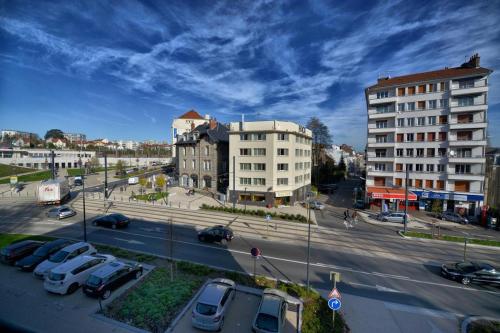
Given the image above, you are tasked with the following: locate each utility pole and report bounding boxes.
[79,159,87,242]
[169,217,174,282]
[51,150,56,180]
[403,167,409,233]
[232,155,236,209]
[104,152,108,199]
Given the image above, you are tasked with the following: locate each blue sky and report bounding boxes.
[0,0,499,150]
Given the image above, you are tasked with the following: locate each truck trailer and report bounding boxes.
[37,179,71,205]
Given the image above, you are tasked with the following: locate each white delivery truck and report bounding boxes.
[128,177,139,185]
[37,179,71,205]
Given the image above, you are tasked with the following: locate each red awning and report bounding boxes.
[367,187,417,201]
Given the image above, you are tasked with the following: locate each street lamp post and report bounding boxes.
[244,187,247,213]
[403,167,409,233]
[79,159,87,242]
[306,193,312,291]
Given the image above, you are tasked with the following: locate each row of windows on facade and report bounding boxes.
[239,174,311,186]
[376,113,477,129]
[0,152,93,158]
[375,96,477,113]
[374,147,474,158]
[179,146,210,156]
[373,163,472,174]
[239,162,312,171]
[239,133,312,144]
[182,160,212,170]
[374,131,476,143]
[376,80,477,99]
[239,148,311,157]
[394,178,446,190]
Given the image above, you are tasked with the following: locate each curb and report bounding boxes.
[461,315,500,333]
[397,231,500,251]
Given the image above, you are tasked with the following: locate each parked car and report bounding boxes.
[198,225,234,243]
[46,206,77,219]
[44,254,116,295]
[439,211,469,224]
[309,200,325,210]
[34,242,97,279]
[15,239,73,272]
[74,176,83,186]
[192,278,236,331]
[1,240,45,265]
[92,213,130,229]
[379,212,409,223]
[128,176,139,185]
[375,211,392,220]
[83,261,143,299]
[252,288,289,333]
[441,262,500,285]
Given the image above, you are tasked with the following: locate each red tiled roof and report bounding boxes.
[178,109,204,120]
[367,66,492,90]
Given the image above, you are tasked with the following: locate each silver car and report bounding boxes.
[192,278,236,331]
[380,212,409,223]
[252,289,288,333]
[47,206,76,219]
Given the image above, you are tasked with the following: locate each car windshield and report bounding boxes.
[0,248,8,255]
[50,250,69,263]
[33,246,50,257]
[48,272,66,281]
[256,313,279,332]
[196,303,217,316]
[456,263,477,273]
[86,275,103,286]
[49,208,59,213]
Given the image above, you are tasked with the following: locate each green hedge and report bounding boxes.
[200,204,308,223]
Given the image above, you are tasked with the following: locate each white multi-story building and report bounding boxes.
[365,54,492,216]
[63,132,86,143]
[171,110,210,158]
[0,147,95,169]
[228,120,312,206]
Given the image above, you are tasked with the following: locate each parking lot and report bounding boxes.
[172,288,301,333]
[0,256,152,333]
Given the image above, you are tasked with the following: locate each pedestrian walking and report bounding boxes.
[352,210,358,224]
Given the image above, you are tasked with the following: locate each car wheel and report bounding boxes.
[135,270,142,279]
[102,289,111,299]
[67,283,79,294]
[199,236,205,242]
[461,277,471,285]
[217,318,224,332]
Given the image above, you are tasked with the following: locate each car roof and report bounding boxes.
[41,239,71,249]
[198,282,229,306]
[52,254,111,273]
[6,240,43,250]
[259,294,283,316]
[60,241,91,252]
[91,261,130,278]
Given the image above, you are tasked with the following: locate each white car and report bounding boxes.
[34,242,97,279]
[44,254,116,295]
[128,177,139,185]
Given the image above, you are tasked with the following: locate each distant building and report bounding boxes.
[228,120,312,206]
[0,147,95,169]
[485,148,500,208]
[45,138,67,149]
[63,132,86,143]
[171,110,210,158]
[1,129,39,147]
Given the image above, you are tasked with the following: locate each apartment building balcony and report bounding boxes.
[447,172,484,181]
[448,120,487,130]
[367,169,394,177]
[367,141,395,148]
[367,155,395,162]
[368,96,397,105]
[368,127,396,134]
[448,155,486,164]
[449,138,487,146]
[450,103,487,113]
[368,109,396,119]
[450,82,488,96]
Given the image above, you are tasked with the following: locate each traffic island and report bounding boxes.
[399,230,500,248]
[461,316,500,333]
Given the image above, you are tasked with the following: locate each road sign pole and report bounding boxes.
[253,256,257,281]
[306,201,311,291]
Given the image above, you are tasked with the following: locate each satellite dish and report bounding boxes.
[449,151,455,157]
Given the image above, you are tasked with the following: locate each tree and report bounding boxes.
[139,177,148,188]
[115,160,125,175]
[306,117,332,146]
[89,156,100,172]
[44,129,64,140]
[431,200,443,215]
[155,175,166,189]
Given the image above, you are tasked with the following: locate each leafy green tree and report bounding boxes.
[90,156,100,173]
[431,200,443,215]
[139,177,147,188]
[44,129,64,140]
[155,175,166,189]
[306,117,332,146]
[115,160,125,175]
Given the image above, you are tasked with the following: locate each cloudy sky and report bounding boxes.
[1,0,499,150]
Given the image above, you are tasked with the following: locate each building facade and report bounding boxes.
[171,110,210,157]
[228,120,312,206]
[485,148,500,208]
[63,132,87,143]
[365,54,492,216]
[0,147,95,169]
[176,119,229,192]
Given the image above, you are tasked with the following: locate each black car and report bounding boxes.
[0,240,45,265]
[441,262,500,285]
[83,261,143,299]
[198,225,234,243]
[14,239,73,272]
[92,213,130,229]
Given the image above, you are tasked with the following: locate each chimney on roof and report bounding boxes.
[191,122,195,131]
[209,118,217,130]
[460,53,480,68]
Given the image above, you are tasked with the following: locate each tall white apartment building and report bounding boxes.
[229,120,312,206]
[365,54,492,216]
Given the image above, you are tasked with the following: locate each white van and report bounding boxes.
[128,177,139,185]
[44,254,116,295]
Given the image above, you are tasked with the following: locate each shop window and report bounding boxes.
[425,180,433,188]
[395,178,402,186]
[454,181,470,192]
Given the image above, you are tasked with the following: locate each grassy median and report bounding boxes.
[403,231,500,247]
[0,170,52,184]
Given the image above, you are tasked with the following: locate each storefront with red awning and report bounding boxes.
[367,186,418,211]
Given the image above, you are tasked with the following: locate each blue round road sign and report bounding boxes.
[328,298,341,311]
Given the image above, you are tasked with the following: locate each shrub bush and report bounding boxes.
[200,205,307,223]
